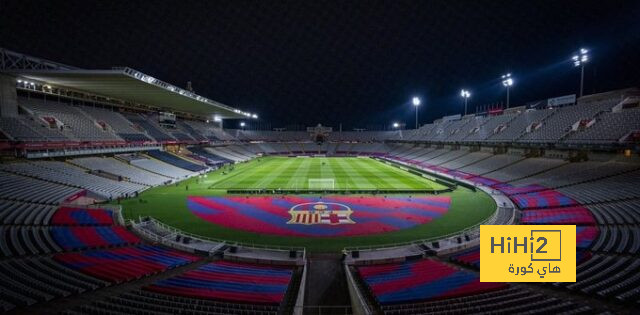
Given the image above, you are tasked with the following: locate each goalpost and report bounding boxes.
[308,178,335,190]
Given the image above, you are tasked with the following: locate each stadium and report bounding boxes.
[0,2,639,314]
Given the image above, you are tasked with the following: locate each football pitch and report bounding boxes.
[120,157,496,252]
[208,156,447,191]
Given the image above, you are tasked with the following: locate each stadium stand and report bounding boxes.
[146,150,207,172]
[54,245,200,283]
[0,161,146,199]
[69,156,171,186]
[145,260,294,304]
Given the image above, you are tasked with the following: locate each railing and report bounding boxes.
[134,216,306,253]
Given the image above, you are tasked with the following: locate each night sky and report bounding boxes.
[1,0,639,130]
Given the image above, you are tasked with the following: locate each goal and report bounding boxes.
[308,178,335,190]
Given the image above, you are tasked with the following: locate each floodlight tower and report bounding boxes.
[501,73,514,108]
[412,96,421,129]
[393,122,400,129]
[572,48,589,97]
[460,89,471,115]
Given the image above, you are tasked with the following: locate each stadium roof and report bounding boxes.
[7,67,247,118]
[1,48,249,118]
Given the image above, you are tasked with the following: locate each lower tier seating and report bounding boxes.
[145,260,294,305]
[520,206,597,225]
[0,256,108,312]
[379,286,592,315]
[67,289,279,315]
[50,207,114,226]
[50,226,140,251]
[54,245,200,283]
[357,259,507,304]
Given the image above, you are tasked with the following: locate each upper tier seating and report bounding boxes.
[0,226,61,257]
[0,171,81,204]
[54,245,200,283]
[457,154,525,175]
[145,260,294,304]
[0,117,46,141]
[487,109,554,142]
[146,150,207,172]
[20,98,122,141]
[379,286,591,314]
[79,106,151,142]
[70,289,281,315]
[463,113,518,142]
[123,113,175,142]
[520,98,618,143]
[565,109,640,144]
[70,157,170,186]
[357,259,507,304]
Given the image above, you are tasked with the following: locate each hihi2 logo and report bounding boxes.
[480,225,576,282]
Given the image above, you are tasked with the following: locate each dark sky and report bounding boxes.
[1,0,639,130]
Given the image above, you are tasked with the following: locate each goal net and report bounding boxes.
[308,178,335,190]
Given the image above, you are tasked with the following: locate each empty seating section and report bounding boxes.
[51,226,140,250]
[357,259,507,304]
[0,200,56,225]
[80,106,151,142]
[146,150,207,172]
[0,171,80,204]
[21,98,121,141]
[457,154,524,175]
[54,245,200,283]
[124,113,175,142]
[520,98,618,143]
[146,260,294,304]
[177,121,208,141]
[488,109,554,141]
[588,199,640,225]
[0,226,61,256]
[0,161,145,199]
[509,190,578,209]
[70,156,170,186]
[129,156,193,179]
[481,158,566,182]
[464,113,517,142]
[51,207,113,226]
[510,160,638,187]
[566,109,640,143]
[0,256,108,311]
[0,117,44,141]
[557,169,640,204]
[521,207,596,225]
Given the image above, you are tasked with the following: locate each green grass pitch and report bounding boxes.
[209,156,447,190]
[121,157,496,252]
